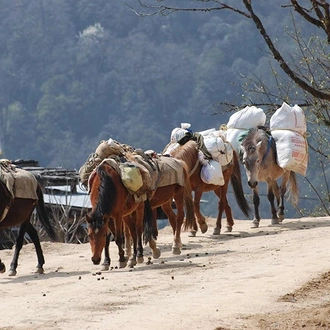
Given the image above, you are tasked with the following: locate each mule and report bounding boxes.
[170,140,250,235]
[0,174,57,276]
[240,127,299,228]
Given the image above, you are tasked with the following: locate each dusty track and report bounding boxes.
[1,217,330,330]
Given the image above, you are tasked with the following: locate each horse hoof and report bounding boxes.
[100,264,110,271]
[119,261,128,268]
[8,269,17,276]
[278,214,284,222]
[271,218,280,225]
[225,226,232,233]
[188,231,196,237]
[152,248,161,259]
[0,264,5,274]
[199,223,208,234]
[251,220,259,229]
[172,247,181,255]
[127,259,137,268]
[137,256,144,264]
[35,267,44,274]
[212,227,221,235]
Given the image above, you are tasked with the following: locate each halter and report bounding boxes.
[261,135,274,164]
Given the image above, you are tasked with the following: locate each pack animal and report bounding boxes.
[240,127,299,228]
[0,162,57,276]
[87,154,196,269]
[170,140,250,235]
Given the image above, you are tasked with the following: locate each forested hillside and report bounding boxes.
[0,0,325,218]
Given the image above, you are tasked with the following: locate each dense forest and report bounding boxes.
[0,0,325,218]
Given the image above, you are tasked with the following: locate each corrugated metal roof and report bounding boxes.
[43,185,91,209]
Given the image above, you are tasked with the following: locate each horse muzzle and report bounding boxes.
[91,257,101,265]
[248,181,258,188]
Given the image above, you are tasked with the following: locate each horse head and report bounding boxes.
[241,129,269,188]
[86,212,110,265]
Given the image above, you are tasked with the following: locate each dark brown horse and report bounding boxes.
[87,156,195,269]
[170,140,250,235]
[0,258,5,273]
[240,128,299,228]
[0,173,57,276]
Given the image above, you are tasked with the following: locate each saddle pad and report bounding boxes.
[156,157,185,187]
[0,166,38,200]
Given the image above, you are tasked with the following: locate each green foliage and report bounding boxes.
[0,0,327,218]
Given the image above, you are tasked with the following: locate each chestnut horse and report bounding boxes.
[86,162,156,269]
[0,174,57,276]
[240,127,299,228]
[86,157,195,269]
[170,140,250,235]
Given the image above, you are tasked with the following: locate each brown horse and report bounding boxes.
[170,140,250,235]
[86,162,156,269]
[119,155,196,266]
[0,172,57,276]
[240,127,299,228]
[87,156,195,269]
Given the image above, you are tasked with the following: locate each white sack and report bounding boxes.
[203,135,233,166]
[200,160,224,186]
[227,105,266,129]
[271,130,308,176]
[270,102,306,135]
[270,102,308,176]
[225,105,266,154]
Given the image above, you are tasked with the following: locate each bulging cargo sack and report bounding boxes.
[200,160,224,186]
[270,102,308,176]
[203,135,233,166]
[79,153,102,188]
[225,106,266,154]
[119,163,143,192]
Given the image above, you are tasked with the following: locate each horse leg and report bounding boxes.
[101,233,111,271]
[114,217,127,268]
[277,172,290,222]
[124,226,132,260]
[124,214,138,268]
[148,210,161,259]
[162,201,182,255]
[0,258,6,273]
[213,185,234,235]
[251,187,261,228]
[190,189,207,237]
[267,180,279,225]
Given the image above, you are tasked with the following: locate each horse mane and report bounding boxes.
[90,164,117,230]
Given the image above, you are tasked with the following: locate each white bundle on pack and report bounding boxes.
[270,102,308,176]
[203,134,233,166]
[198,128,216,136]
[200,159,225,186]
[170,123,191,143]
[225,106,266,153]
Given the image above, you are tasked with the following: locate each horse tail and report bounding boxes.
[182,165,196,231]
[36,184,58,241]
[288,171,299,206]
[230,151,251,218]
[143,198,154,245]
